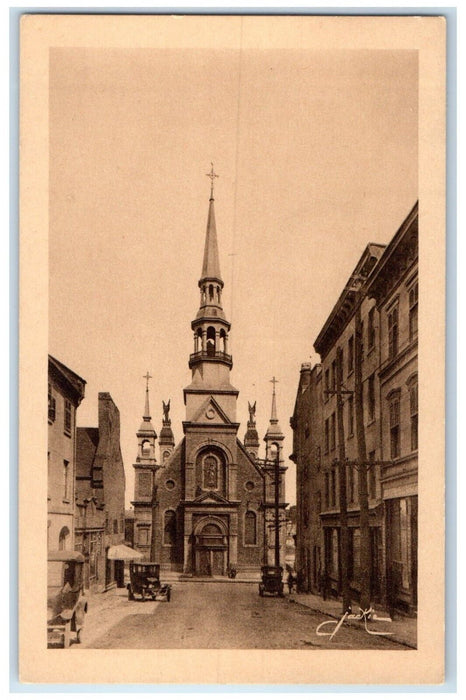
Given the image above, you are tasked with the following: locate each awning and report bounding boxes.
[107,544,144,560]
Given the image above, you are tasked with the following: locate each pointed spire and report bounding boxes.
[143,371,152,420]
[265,376,284,439]
[200,165,222,283]
[139,372,156,435]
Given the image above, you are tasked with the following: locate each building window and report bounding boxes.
[138,527,149,546]
[348,335,354,374]
[316,490,322,514]
[410,381,419,451]
[330,469,336,507]
[360,321,364,362]
[368,373,376,422]
[330,412,336,451]
[48,383,56,422]
[141,440,151,456]
[244,511,257,545]
[113,519,118,534]
[325,472,330,508]
[409,281,418,341]
[58,526,70,551]
[331,359,337,390]
[389,394,401,458]
[315,446,321,471]
[64,399,72,436]
[368,306,376,350]
[347,395,354,436]
[388,305,399,359]
[368,451,376,499]
[348,463,354,503]
[164,510,177,546]
[324,418,329,454]
[324,368,330,397]
[63,460,70,501]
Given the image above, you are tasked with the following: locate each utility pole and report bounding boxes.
[150,482,158,562]
[274,452,280,568]
[325,346,351,613]
[354,292,371,611]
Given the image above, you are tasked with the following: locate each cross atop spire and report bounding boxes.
[206,162,219,200]
[143,371,152,391]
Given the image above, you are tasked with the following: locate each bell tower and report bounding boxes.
[131,373,158,557]
[184,164,238,424]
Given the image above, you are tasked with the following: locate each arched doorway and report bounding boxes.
[194,520,227,576]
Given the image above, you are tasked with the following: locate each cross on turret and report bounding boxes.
[206,162,219,199]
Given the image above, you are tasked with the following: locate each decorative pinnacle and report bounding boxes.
[143,372,152,419]
[206,162,219,200]
[270,376,279,422]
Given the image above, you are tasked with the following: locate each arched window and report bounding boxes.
[164,510,177,546]
[206,326,216,356]
[209,284,214,301]
[216,286,221,303]
[141,440,151,456]
[244,511,257,545]
[58,526,70,551]
[220,329,226,353]
[269,443,279,459]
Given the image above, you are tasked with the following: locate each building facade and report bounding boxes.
[132,183,287,575]
[367,203,418,612]
[75,392,126,590]
[48,355,86,553]
[291,203,418,612]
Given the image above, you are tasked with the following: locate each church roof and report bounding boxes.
[200,197,222,283]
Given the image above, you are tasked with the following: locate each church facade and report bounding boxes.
[131,176,287,576]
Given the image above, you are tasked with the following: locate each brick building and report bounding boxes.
[132,180,287,575]
[291,203,418,612]
[75,392,126,590]
[48,355,86,553]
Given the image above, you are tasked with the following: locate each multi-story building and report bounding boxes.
[75,392,126,590]
[367,202,418,612]
[291,203,418,612]
[47,355,86,553]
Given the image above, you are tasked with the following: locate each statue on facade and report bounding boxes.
[248,401,256,424]
[162,400,170,423]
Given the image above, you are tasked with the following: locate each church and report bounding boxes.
[131,170,287,576]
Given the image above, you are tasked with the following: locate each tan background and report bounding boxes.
[20,14,445,685]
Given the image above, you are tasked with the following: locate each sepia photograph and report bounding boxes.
[19,13,446,685]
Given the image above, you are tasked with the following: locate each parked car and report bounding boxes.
[47,550,87,648]
[127,562,171,602]
[258,565,284,597]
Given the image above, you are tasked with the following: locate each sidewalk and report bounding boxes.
[289,591,417,649]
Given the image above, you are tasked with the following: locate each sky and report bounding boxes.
[48,46,418,506]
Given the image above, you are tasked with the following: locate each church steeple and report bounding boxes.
[184,166,238,425]
[189,165,232,372]
[136,373,157,463]
[264,377,285,463]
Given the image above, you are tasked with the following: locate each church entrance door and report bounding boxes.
[194,522,227,576]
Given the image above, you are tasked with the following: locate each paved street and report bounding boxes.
[79,582,409,650]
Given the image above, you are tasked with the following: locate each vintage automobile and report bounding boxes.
[127,562,171,602]
[47,550,88,648]
[258,565,284,597]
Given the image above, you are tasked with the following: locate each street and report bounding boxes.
[79,582,408,650]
